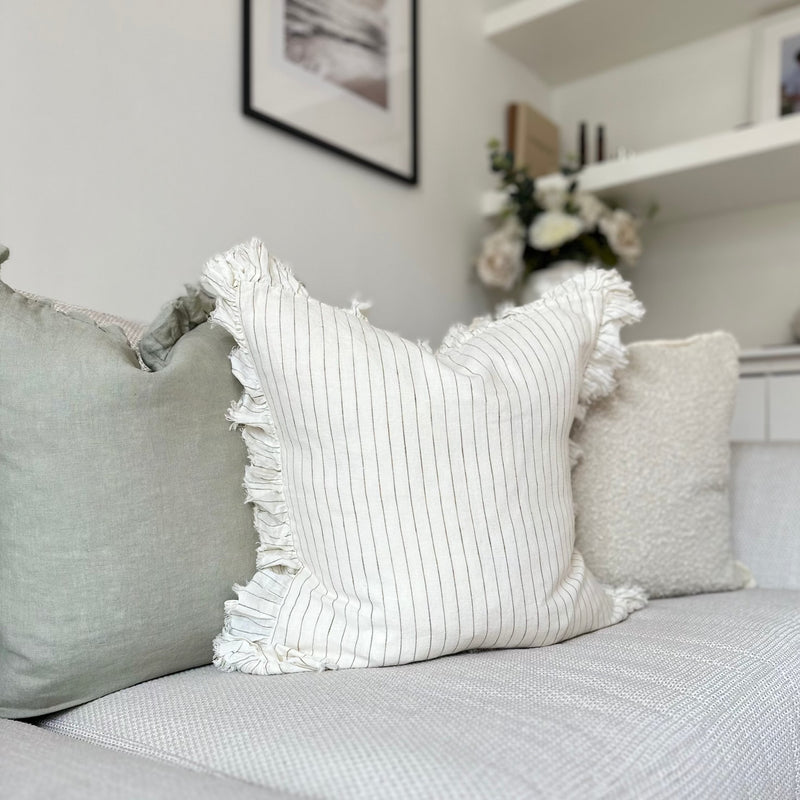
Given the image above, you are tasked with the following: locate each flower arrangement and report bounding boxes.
[477,140,644,291]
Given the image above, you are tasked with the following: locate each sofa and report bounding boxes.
[2,465,798,800]
[1,246,799,799]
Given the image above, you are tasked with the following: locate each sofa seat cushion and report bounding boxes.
[38,589,800,800]
[0,720,291,800]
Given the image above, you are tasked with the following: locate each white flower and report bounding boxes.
[529,211,583,251]
[534,172,570,211]
[476,220,525,290]
[599,209,642,266]
[574,192,609,228]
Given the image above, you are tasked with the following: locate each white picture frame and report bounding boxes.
[751,5,800,123]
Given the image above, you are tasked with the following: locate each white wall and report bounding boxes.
[620,201,800,347]
[553,25,754,159]
[0,0,549,343]
[554,22,800,348]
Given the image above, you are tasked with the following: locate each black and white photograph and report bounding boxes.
[752,5,800,121]
[781,32,800,115]
[244,0,417,183]
[284,0,389,109]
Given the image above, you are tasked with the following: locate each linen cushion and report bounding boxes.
[38,589,800,800]
[200,238,645,675]
[1,243,146,347]
[0,266,257,718]
[572,332,750,598]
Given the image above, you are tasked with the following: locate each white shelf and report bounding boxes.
[740,345,800,375]
[484,0,783,86]
[482,115,800,224]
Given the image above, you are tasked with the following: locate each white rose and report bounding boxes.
[534,172,570,211]
[529,211,583,251]
[574,192,609,228]
[476,220,525,290]
[599,209,642,266]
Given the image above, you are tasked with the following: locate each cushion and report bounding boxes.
[2,242,147,349]
[199,238,645,675]
[572,332,751,598]
[0,267,257,718]
[37,589,800,800]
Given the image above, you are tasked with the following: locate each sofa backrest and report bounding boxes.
[731,442,800,591]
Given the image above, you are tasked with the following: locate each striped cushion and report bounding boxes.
[201,239,646,674]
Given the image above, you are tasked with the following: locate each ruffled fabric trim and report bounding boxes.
[138,284,216,371]
[605,584,648,624]
[545,269,645,420]
[201,239,321,674]
[736,561,758,589]
[214,629,328,675]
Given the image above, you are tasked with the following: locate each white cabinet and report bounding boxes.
[769,374,800,442]
[732,377,767,442]
[731,347,800,442]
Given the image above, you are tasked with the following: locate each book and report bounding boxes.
[506,102,560,177]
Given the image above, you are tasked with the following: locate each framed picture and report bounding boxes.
[243,0,418,185]
[751,6,800,123]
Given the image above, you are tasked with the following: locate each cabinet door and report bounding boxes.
[768,374,800,442]
[731,377,766,442]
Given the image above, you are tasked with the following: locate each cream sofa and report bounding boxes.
[2,441,798,800]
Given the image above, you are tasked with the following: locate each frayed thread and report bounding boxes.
[737,561,758,589]
[213,629,330,675]
[202,238,316,673]
[348,296,372,319]
[542,270,645,415]
[604,584,648,624]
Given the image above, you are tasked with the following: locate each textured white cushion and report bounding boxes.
[201,239,646,674]
[573,332,750,598]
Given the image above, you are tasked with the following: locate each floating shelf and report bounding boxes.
[482,115,800,224]
[484,0,785,86]
[739,345,800,375]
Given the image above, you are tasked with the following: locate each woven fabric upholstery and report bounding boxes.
[731,442,800,589]
[199,239,645,675]
[39,589,800,800]
[0,720,290,800]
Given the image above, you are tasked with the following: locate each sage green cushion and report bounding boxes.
[0,269,256,718]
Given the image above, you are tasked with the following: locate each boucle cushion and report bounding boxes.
[572,332,750,598]
[0,267,257,718]
[200,238,646,675]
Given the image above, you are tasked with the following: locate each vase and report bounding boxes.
[520,261,592,305]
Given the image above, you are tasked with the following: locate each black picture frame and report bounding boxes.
[242,0,418,185]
